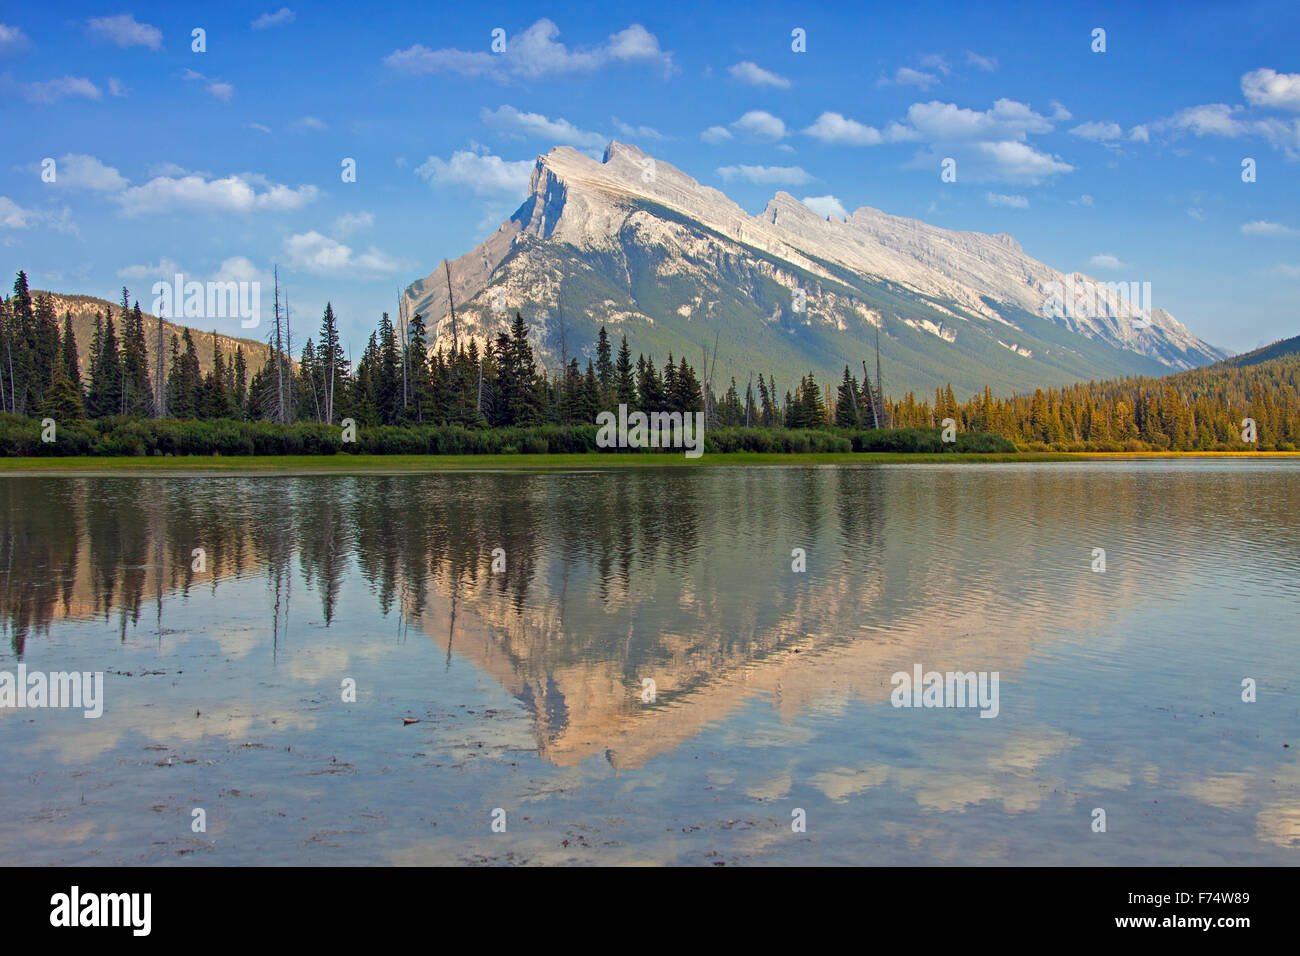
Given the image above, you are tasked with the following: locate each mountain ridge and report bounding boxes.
[404,141,1226,398]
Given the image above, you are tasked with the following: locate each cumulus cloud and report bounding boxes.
[716,164,812,185]
[385,19,673,81]
[987,192,1028,208]
[415,149,533,197]
[889,99,1072,183]
[22,76,101,105]
[1160,103,1248,137]
[252,8,296,30]
[1089,253,1127,269]
[1069,121,1123,142]
[801,195,847,219]
[898,98,1056,142]
[116,172,319,217]
[86,14,162,50]
[481,105,605,147]
[283,231,403,276]
[803,111,882,146]
[728,61,790,88]
[1241,68,1300,111]
[47,154,128,191]
[700,125,732,144]
[731,109,786,140]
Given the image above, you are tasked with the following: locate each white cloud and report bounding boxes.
[481,105,605,147]
[1241,220,1299,238]
[208,81,234,102]
[252,8,296,30]
[728,61,790,88]
[803,111,882,146]
[212,257,265,284]
[1089,253,1127,270]
[1241,68,1300,111]
[0,197,77,235]
[1272,264,1300,278]
[283,231,403,276]
[612,117,664,141]
[801,195,847,219]
[247,122,271,134]
[116,173,319,217]
[385,19,673,81]
[50,154,128,191]
[971,141,1073,182]
[291,116,327,131]
[1160,103,1248,137]
[965,50,998,72]
[22,76,101,105]
[716,164,812,185]
[889,99,1072,183]
[885,67,939,90]
[987,192,1029,208]
[415,150,533,197]
[1069,121,1123,142]
[1071,194,1094,207]
[701,125,732,144]
[86,14,162,50]
[0,23,29,56]
[117,257,183,280]
[732,109,786,140]
[332,211,375,237]
[1129,125,1150,143]
[108,77,128,97]
[899,98,1056,142]
[0,196,36,228]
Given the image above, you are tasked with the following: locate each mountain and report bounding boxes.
[32,291,276,380]
[1221,333,1300,368]
[404,142,1227,399]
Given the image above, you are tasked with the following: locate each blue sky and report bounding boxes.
[2,0,1298,357]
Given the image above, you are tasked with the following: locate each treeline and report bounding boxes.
[889,353,1300,451]
[5,269,1294,453]
[0,270,887,435]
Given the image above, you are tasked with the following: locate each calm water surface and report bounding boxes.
[1,461,1297,865]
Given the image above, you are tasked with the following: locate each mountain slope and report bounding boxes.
[404,142,1227,398]
[33,291,276,380]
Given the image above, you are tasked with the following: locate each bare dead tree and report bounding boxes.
[156,314,166,418]
[273,267,285,424]
[444,260,458,355]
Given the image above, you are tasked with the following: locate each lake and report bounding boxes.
[1,460,1297,865]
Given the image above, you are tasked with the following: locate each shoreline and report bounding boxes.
[0,450,1297,476]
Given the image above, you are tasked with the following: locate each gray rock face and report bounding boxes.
[404,142,1225,395]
